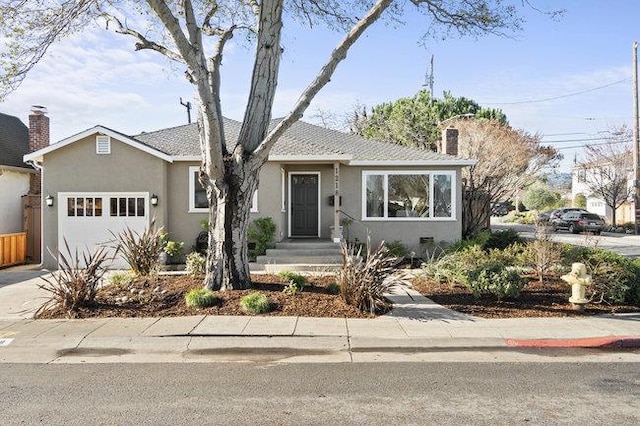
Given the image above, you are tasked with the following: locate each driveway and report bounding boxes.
[492,221,640,258]
[0,265,50,320]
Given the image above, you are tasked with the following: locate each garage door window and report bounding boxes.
[67,197,103,217]
[110,197,145,217]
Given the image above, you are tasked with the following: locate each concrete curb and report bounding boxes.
[506,335,640,348]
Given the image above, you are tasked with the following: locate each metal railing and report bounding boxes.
[338,210,371,241]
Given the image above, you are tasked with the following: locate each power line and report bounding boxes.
[541,136,626,143]
[481,78,630,105]
[553,140,631,150]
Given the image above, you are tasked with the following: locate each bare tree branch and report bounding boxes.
[102,12,184,62]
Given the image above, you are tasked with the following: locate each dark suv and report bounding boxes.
[549,208,588,221]
[551,211,606,234]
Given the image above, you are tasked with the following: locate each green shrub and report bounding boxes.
[247,217,276,256]
[185,252,206,276]
[326,282,340,295]
[338,238,406,314]
[37,239,111,318]
[164,240,184,258]
[384,240,409,258]
[422,243,529,289]
[108,271,134,288]
[111,222,165,277]
[279,270,307,294]
[185,288,218,308]
[448,229,524,253]
[466,263,525,300]
[240,292,271,314]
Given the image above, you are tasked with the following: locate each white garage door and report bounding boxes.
[58,192,150,269]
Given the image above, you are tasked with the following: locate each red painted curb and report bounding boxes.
[506,336,640,348]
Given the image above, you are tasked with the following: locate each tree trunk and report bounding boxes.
[204,159,259,291]
[611,206,617,227]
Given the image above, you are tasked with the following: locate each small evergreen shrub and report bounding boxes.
[185,252,206,276]
[164,241,184,258]
[384,240,409,258]
[185,288,218,308]
[278,270,307,293]
[108,271,134,288]
[240,292,271,314]
[326,282,340,295]
[247,217,276,257]
[466,263,525,300]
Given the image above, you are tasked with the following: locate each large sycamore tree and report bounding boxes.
[0,0,553,290]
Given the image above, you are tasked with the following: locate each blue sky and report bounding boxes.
[1,0,638,172]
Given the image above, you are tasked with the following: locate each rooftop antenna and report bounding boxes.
[423,54,435,98]
[180,97,192,124]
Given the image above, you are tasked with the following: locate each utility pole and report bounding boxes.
[180,97,192,124]
[633,42,640,234]
[423,54,435,98]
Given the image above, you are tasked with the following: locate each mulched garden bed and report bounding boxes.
[411,276,640,318]
[36,274,373,319]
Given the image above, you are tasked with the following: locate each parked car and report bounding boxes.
[551,211,606,234]
[549,208,588,221]
[491,202,510,216]
[535,210,554,224]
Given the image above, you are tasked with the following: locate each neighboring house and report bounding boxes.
[571,159,633,224]
[25,117,474,269]
[0,112,32,235]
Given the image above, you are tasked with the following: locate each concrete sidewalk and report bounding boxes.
[1,266,639,364]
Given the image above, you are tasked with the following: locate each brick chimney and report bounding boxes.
[441,127,458,157]
[28,105,49,194]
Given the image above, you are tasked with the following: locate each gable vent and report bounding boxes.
[96,135,111,154]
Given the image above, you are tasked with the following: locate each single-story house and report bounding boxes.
[24,115,474,269]
[0,112,33,235]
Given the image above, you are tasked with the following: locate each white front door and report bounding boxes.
[57,192,150,269]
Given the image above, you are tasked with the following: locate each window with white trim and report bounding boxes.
[109,197,145,217]
[96,135,111,154]
[362,171,455,220]
[67,197,103,217]
[189,166,258,213]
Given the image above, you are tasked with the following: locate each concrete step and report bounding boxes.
[256,255,342,264]
[265,248,342,257]
[260,264,341,273]
[275,242,341,250]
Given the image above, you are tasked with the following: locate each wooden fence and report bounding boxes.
[0,232,27,268]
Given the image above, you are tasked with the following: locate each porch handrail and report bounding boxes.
[338,210,371,239]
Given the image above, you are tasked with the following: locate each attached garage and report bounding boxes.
[57,192,150,268]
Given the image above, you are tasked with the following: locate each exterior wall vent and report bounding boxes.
[96,135,111,155]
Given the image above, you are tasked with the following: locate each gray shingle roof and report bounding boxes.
[133,117,463,163]
[0,112,29,168]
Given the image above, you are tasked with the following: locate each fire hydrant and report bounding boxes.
[560,263,592,311]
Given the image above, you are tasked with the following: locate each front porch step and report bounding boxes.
[274,242,341,250]
[255,255,342,264]
[251,263,341,273]
[265,248,342,257]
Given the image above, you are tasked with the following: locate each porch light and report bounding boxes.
[45,195,54,207]
[150,194,159,206]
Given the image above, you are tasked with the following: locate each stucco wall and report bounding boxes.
[0,169,30,234]
[338,165,463,255]
[165,162,285,250]
[42,135,167,269]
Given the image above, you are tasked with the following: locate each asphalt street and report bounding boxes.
[1,362,638,425]
[492,221,640,258]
